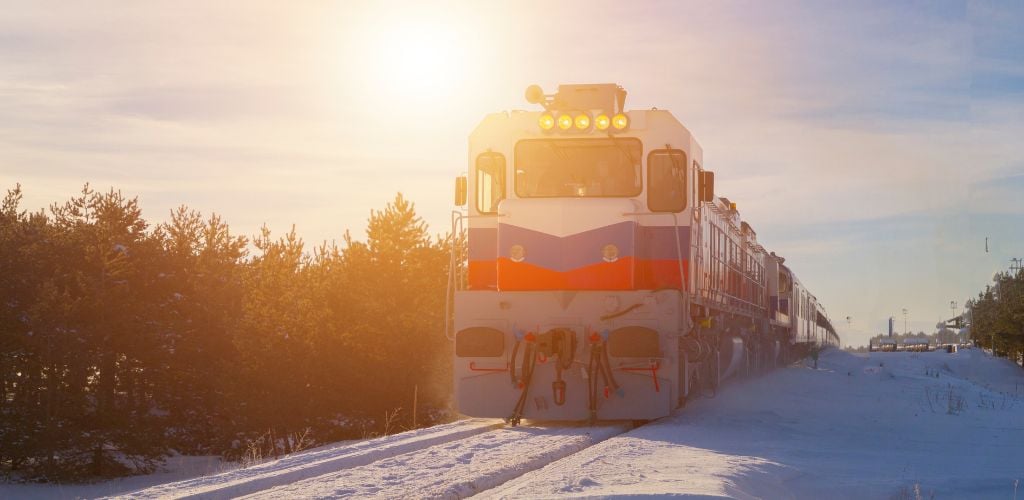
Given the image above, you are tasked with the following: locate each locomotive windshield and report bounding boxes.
[514,138,642,197]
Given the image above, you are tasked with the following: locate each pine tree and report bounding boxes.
[350,194,452,425]
[43,185,167,477]
[232,225,320,456]
[155,207,247,452]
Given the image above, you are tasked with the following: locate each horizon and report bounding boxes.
[3,1,1023,347]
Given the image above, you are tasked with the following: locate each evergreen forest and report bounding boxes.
[0,184,454,481]
[968,268,1024,367]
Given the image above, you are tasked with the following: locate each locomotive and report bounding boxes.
[446,84,838,424]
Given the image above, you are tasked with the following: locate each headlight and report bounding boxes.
[539,113,555,131]
[557,114,574,130]
[612,113,629,130]
[574,113,591,130]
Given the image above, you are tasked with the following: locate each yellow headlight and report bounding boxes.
[595,114,611,130]
[539,113,555,131]
[612,113,629,130]
[574,114,591,130]
[557,114,574,130]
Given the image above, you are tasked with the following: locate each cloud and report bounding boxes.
[1,1,1022,348]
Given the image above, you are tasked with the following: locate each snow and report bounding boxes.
[5,348,1023,499]
[119,418,501,499]
[485,348,1024,499]
[243,424,627,499]
[0,455,227,500]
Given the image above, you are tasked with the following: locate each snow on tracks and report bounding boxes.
[120,419,628,499]
[241,423,628,499]
[118,418,503,499]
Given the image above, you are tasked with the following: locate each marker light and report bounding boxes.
[574,113,591,130]
[602,244,619,263]
[510,244,526,262]
[595,114,611,130]
[557,114,574,130]
[612,113,629,130]
[539,113,555,131]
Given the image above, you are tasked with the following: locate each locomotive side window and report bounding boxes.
[514,138,642,198]
[647,149,687,212]
[475,152,506,214]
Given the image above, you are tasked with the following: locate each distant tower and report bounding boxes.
[888,317,894,338]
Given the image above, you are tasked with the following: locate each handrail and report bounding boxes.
[446,211,501,341]
[617,360,663,392]
[445,210,465,341]
[671,212,685,294]
[469,361,508,372]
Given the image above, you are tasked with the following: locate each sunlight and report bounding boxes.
[339,6,475,106]
[371,20,466,97]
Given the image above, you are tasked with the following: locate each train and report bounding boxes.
[446,83,838,424]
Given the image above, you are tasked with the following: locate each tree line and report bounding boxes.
[968,267,1024,367]
[0,184,454,481]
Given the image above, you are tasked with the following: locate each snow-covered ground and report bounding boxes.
[121,418,504,499]
[0,455,229,500]
[4,348,1023,499]
[243,423,627,499]
[486,348,1024,499]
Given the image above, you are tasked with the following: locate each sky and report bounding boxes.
[1,1,1022,347]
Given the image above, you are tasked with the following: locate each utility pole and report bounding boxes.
[946,301,956,344]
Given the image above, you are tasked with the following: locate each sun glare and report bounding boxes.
[373,21,466,96]
[317,2,513,133]
[342,9,473,106]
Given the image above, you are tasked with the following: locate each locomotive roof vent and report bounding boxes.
[525,83,627,114]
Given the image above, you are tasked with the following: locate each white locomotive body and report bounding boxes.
[448,84,837,423]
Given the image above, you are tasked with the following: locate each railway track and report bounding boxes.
[120,419,632,499]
